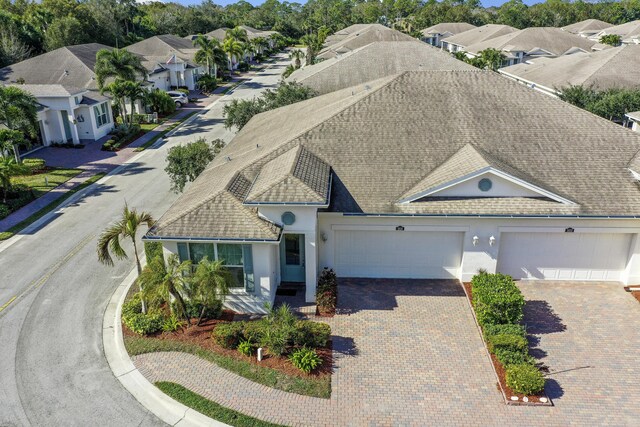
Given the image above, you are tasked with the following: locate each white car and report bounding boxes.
[167,91,189,108]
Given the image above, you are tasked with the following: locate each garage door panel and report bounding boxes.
[334,230,463,279]
[497,232,632,281]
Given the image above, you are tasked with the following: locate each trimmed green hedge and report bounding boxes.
[471,271,524,326]
[506,364,546,395]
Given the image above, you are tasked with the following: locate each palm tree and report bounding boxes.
[193,35,225,77]
[252,37,269,55]
[301,33,323,66]
[191,257,231,325]
[0,85,38,161]
[102,79,130,126]
[124,81,146,125]
[226,26,249,43]
[138,254,192,322]
[0,155,29,203]
[290,49,304,69]
[223,37,244,71]
[94,48,148,90]
[97,204,155,310]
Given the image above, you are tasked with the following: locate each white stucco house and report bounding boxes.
[420,22,476,47]
[626,112,640,133]
[146,70,640,314]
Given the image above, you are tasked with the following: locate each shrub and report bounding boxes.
[483,323,526,340]
[123,312,164,335]
[260,326,289,356]
[196,75,217,93]
[212,322,245,349]
[471,272,524,326]
[237,339,253,357]
[486,333,528,354]
[316,268,338,314]
[162,313,186,332]
[101,139,116,151]
[23,158,46,172]
[0,204,10,219]
[144,241,163,264]
[122,293,143,319]
[146,90,176,115]
[293,321,331,348]
[237,61,249,72]
[243,320,266,343]
[289,347,322,374]
[495,348,534,366]
[506,364,545,395]
[184,299,223,321]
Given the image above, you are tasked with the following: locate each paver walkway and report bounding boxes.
[133,280,640,426]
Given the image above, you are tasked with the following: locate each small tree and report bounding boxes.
[0,129,27,163]
[290,49,304,69]
[0,155,29,203]
[0,85,38,159]
[145,90,176,115]
[191,257,232,325]
[138,254,192,322]
[165,138,224,193]
[600,34,622,46]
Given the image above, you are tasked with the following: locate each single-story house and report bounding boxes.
[420,22,476,47]
[465,27,599,66]
[562,19,612,38]
[441,24,517,53]
[146,70,640,313]
[323,24,379,47]
[317,24,416,61]
[590,19,640,45]
[626,111,640,133]
[498,44,640,96]
[287,40,474,95]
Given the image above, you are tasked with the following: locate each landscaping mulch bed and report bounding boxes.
[122,312,333,379]
[461,282,551,406]
[623,287,640,304]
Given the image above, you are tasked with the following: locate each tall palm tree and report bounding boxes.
[193,35,225,77]
[0,155,29,203]
[124,81,146,125]
[226,26,249,43]
[252,37,269,55]
[102,79,130,126]
[138,254,192,322]
[0,85,38,161]
[222,37,244,71]
[97,204,155,310]
[94,48,148,90]
[191,257,231,325]
[290,49,305,69]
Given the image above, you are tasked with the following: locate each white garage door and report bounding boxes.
[334,230,463,279]
[497,232,632,281]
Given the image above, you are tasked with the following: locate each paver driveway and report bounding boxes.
[134,279,640,426]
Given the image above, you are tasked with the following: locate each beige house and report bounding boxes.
[441,24,517,53]
[590,19,640,45]
[562,19,612,38]
[420,22,476,47]
[317,24,416,61]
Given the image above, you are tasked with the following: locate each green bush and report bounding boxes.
[506,364,546,395]
[483,323,526,340]
[197,75,217,93]
[486,333,528,354]
[242,320,266,343]
[237,61,249,72]
[184,299,223,321]
[212,322,245,349]
[123,312,164,335]
[162,313,186,332]
[495,348,534,366]
[23,158,46,172]
[316,268,337,314]
[0,204,10,219]
[293,321,331,348]
[289,347,322,374]
[260,326,289,356]
[237,339,253,357]
[101,139,116,151]
[146,90,176,115]
[471,272,524,326]
[122,293,143,318]
[144,241,163,265]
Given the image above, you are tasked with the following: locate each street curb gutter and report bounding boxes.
[102,267,230,427]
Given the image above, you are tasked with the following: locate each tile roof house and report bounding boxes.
[147,70,640,313]
[0,43,116,148]
[562,19,612,38]
[316,24,417,61]
[590,19,640,45]
[464,27,599,66]
[625,111,640,133]
[287,40,474,94]
[420,22,476,47]
[499,44,640,96]
[441,24,518,53]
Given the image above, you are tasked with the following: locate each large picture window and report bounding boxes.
[93,103,110,128]
[176,242,254,292]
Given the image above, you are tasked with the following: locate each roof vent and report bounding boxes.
[63,70,69,75]
[225,156,232,162]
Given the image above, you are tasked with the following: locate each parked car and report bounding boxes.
[167,91,189,108]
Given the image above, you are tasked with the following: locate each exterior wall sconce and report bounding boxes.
[472,235,479,246]
[489,236,496,246]
[321,232,328,242]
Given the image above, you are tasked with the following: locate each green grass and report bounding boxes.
[134,112,199,152]
[125,335,331,398]
[156,382,285,427]
[0,172,106,241]
[11,168,82,198]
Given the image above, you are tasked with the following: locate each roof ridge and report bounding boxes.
[583,46,626,83]
[64,46,99,74]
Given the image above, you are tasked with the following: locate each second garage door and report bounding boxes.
[334,230,463,279]
[497,232,632,281]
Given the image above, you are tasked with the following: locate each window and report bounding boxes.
[177,242,254,292]
[284,235,301,265]
[93,102,110,128]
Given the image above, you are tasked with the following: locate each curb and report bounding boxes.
[102,267,230,427]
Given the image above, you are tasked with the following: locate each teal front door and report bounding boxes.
[61,110,72,142]
[280,234,305,282]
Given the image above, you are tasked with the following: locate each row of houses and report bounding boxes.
[0,27,280,149]
[147,25,640,313]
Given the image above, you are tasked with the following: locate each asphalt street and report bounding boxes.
[0,55,288,427]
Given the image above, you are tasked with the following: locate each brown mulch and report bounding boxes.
[623,287,640,304]
[123,310,333,379]
[461,282,548,405]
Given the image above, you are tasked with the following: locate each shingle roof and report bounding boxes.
[324,24,377,46]
[421,23,476,37]
[442,24,518,49]
[499,44,640,92]
[288,40,474,94]
[126,35,199,65]
[150,70,640,241]
[466,27,597,56]
[593,19,640,42]
[0,43,111,90]
[626,111,640,121]
[317,25,416,60]
[562,19,612,35]
[205,28,229,41]
[8,84,86,97]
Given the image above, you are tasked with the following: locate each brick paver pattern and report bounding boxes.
[133,279,640,426]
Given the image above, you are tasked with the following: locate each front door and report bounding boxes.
[280,234,305,282]
[61,110,72,142]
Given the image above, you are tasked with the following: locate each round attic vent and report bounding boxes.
[478,178,493,192]
[281,211,296,225]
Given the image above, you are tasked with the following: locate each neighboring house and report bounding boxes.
[420,22,476,47]
[465,27,599,66]
[626,111,640,133]
[0,43,115,147]
[146,70,640,313]
[441,24,517,53]
[127,35,205,90]
[204,26,280,66]
[323,24,378,47]
[317,24,417,61]
[499,44,640,96]
[562,19,612,38]
[287,40,474,95]
[591,19,640,45]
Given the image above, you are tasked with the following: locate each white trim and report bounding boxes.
[399,167,575,205]
[498,226,640,234]
[331,224,469,232]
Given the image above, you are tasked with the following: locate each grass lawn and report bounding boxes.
[134,112,198,152]
[11,168,82,198]
[156,382,285,427]
[125,335,331,398]
[0,172,105,241]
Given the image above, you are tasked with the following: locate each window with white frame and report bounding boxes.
[176,242,254,292]
[93,102,110,127]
